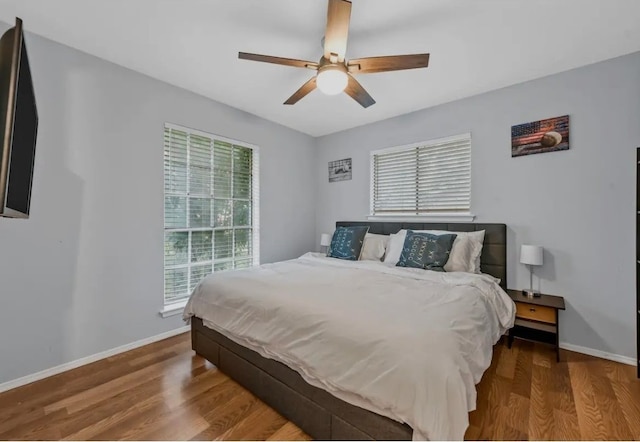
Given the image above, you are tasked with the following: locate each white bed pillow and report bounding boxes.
[360,233,389,261]
[383,232,405,265]
[429,230,485,273]
[383,229,485,273]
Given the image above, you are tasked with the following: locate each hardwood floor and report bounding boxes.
[467,338,640,440]
[0,332,638,441]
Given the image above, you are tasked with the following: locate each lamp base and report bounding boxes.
[523,289,541,298]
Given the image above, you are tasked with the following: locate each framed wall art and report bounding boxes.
[512,115,569,157]
[328,158,352,182]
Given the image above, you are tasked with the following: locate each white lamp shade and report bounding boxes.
[320,233,332,247]
[316,68,348,95]
[520,245,543,266]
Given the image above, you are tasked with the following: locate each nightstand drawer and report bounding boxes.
[516,302,556,324]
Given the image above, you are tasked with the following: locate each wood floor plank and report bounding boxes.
[89,372,234,440]
[8,375,168,440]
[0,332,638,441]
[125,340,185,367]
[0,358,154,432]
[567,360,609,440]
[528,365,553,440]
[504,393,530,435]
[498,422,528,441]
[267,421,313,441]
[511,341,533,399]
[464,424,481,441]
[602,359,638,383]
[0,404,48,437]
[62,388,168,440]
[496,342,518,380]
[610,376,640,440]
[587,366,634,440]
[196,390,260,440]
[551,409,581,441]
[44,352,199,415]
[549,354,578,416]
[476,373,511,439]
[215,401,287,441]
[0,333,189,420]
[0,409,67,441]
[62,365,221,440]
[532,344,553,368]
[130,404,211,441]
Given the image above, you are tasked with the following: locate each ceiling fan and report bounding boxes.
[238,0,430,108]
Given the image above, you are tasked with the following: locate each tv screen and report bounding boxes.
[0,18,38,219]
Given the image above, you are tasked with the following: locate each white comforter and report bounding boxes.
[183,253,515,440]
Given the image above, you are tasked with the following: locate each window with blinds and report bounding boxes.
[163,123,259,305]
[370,133,471,215]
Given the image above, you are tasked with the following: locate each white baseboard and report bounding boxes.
[559,341,637,366]
[0,325,190,394]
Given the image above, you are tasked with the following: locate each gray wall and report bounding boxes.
[315,52,640,359]
[1,23,638,386]
[0,24,316,384]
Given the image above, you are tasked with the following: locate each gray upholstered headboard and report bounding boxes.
[336,221,508,289]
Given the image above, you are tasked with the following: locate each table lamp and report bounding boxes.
[320,233,332,254]
[520,245,543,297]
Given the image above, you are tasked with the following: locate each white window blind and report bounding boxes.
[370,134,471,215]
[163,123,259,305]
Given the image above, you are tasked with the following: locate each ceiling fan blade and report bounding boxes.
[348,54,430,74]
[284,77,318,105]
[323,0,351,62]
[344,74,375,108]
[239,52,318,70]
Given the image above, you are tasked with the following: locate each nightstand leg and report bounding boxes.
[508,332,514,349]
[555,310,560,362]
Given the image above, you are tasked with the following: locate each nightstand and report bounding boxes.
[506,289,566,362]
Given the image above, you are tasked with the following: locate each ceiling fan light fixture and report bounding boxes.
[316,66,348,95]
[239,0,428,107]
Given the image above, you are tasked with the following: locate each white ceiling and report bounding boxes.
[1,0,639,137]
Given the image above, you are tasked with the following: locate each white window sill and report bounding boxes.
[367,213,476,223]
[159,299,188,318]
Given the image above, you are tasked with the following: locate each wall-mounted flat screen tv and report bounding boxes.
[0,17,38,218]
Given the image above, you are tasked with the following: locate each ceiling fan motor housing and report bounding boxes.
[318,57,347,74]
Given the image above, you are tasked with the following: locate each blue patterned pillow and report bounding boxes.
[396,231,457,271]
[327,226,370,260]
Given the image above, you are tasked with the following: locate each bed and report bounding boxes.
[185,222,512,440]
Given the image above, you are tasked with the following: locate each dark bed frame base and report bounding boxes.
[192,317,412,440]
[191,222,507,440]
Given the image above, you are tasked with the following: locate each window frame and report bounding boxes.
[368,133,473,222]
[161,122,260,314]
